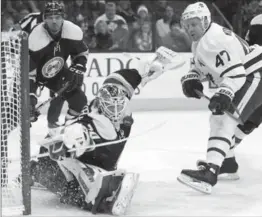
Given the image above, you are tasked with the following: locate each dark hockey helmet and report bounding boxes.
[97,83,129,127]
[44,1,64,18]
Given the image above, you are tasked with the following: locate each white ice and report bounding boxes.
[29,111,262,216]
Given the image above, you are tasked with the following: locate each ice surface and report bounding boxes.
[29,111,262,216]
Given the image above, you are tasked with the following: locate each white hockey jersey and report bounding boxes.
[190,23,262,93]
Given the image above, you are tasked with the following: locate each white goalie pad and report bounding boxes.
[111,172,140,216]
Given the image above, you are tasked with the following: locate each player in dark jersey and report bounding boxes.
[30,46,184,215]
[17,9,68,131]
[245,14,262,46]
[29,1,88,129]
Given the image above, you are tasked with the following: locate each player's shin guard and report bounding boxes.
[177,160,219,194]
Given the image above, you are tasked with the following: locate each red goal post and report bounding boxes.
[1,31,31,215]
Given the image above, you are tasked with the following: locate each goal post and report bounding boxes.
[1,31,31,215]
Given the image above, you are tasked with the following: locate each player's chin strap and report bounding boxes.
[32,119,167,160]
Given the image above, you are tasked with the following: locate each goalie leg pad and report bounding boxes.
[111,172,140,216]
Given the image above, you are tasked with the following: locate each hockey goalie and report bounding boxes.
[31,46,185,215]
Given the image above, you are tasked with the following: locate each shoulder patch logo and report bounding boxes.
[42,57,64,78]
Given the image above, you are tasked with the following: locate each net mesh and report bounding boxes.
[1,32,25,216]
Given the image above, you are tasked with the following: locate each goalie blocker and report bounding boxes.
[31,46,185,215]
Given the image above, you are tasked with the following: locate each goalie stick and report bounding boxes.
[195,90,244,125]
[31,120,167,160]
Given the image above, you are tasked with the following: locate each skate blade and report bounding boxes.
[111,173,139,216]
[177,174,212,194]
[218,172,240,181]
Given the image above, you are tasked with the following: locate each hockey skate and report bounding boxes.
[90,171,139,216]
[177,160,219,194]
[218,157,240,180]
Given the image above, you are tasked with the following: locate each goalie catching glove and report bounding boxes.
[208,87,234,115]
[133,46,186,86]
[181,72,203,99]
[65,64,86,92]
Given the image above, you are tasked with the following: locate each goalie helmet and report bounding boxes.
[181,2,211,31]
[63,123,93,157]
[97,83,129,128]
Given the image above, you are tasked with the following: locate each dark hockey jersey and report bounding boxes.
[28,20,89,83]
[245,14,262,46]
[77,107,132,171]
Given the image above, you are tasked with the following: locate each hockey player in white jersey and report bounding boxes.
[31,46,185,215]
[177,2,262,194]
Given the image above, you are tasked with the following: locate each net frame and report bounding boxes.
[1,31,31,215]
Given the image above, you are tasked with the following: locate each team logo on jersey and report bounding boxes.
[42,57,64,78]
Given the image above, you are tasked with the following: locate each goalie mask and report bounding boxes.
[97,83,129,127]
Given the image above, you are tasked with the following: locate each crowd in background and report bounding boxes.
[2,0,262,53]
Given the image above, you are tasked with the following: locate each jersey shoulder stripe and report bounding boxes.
[29,23,52,52]
[62,21,83,41]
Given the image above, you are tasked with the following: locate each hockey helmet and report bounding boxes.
[97,83,129,126]
[44,1,65,18]
[181,2,211,31]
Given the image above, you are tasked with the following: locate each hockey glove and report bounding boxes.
[66,64,86,92]
[30,94,40,122]
[208,87,234,115]
[181,72,203,99]
[49,141,68,161]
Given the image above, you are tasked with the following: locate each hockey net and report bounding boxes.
[1,31,31,215]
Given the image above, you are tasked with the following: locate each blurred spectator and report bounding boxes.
[94,20,114,50]
[153,0,168,21]
[110,20,129,51]
[87,0,105,25]
[4,0,40,22]
[132,5,151,30]
[2,15,14,32]
[27,0,40,12]
[16,6,30,22]
[79,19,97,49]
[67,0,89,25]
[94,2,128,34]
[156,5,174,39]
[133,21,153,51]
[159,19,191,52]
[117,0,136,24]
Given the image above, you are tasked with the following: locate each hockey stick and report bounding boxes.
[195,90,244,125]
[35,81,70,112]
[31,120,167,160]
[212,2,233,31]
